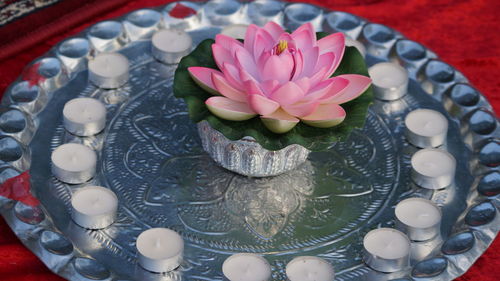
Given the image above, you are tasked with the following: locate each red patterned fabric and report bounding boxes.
[0,0,498,280]
[0,0,130,61]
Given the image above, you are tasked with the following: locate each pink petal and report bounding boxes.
[221,63,244,89]
[282,100,319,117]
[243,79,265,96]
[253,33,267,61]
[215,34,243,52]
[302,77,348,102]
[261,108,299,134]
[324,74,372,104]
[212,44,234,70]
[262,54,293,84]
[235,49,260,81]
[318,32,345,54]
[308,66,328,86]
[206,96,256,121]
[244,24,259,54]
[188,67,221,94]
[270,81,305,105]
[299,46,319,77]
[248,94,280,115]
[238,67,258,83]
[294,77,311,93]
[317,32,345,73]
[257,50,271,73]
[211,72,247,102]
[253,30,275,59]
[261,80,280,96]
[291,23,316,47]
[291,28,314,51]
[314,52,336,80]
[291,49,304,80]
[263,21,285,41]
[301,103,346,128]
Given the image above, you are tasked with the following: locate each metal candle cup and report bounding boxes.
[286,256,335,281]
[203,0,243,26]
[136,228,184,273]
[369,62,408,101]
[405,109,448,148]
[51,143,97,184]
[57,38,90,73]
[124,9,162,41]
[71,186,118,229]
[323,11,364,40]
[222,253,271,281]
[63,98,107,137]
[361,23,397,59]
[284,3,323,31]
[151,29,192,64]
[247,0,285,27]
[363,228,411,272]
[87,21,126,52]
[411,148,456,190]
[395,198,442,241]
[88,53,129,89]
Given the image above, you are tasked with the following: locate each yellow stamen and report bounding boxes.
[277,40,288,55]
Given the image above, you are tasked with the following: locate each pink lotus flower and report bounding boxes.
[188,22,371,133]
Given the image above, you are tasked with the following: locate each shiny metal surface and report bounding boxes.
[198,121,310,177]
[0,0,498,280]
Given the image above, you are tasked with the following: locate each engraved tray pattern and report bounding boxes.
[0,1,499,280]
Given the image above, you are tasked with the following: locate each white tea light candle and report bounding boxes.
[363,228,410,272]
[405,109,448,148]
[286,256,335,281]
[368,62,408,101]
[395,198,442,241]
[71,186,118,229]
[88,52,129,89]
[222,253,271,281]
[152,29,192,64]
[51,143,97,184]
[411,148,456,189]
[221,24,249,39]
[63,98,106,136]
[136,228,184,273]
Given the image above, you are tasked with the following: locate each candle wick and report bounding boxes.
[91,199,100,206]
[70,154,78,163]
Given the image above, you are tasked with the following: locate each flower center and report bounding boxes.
[274,40,288,55]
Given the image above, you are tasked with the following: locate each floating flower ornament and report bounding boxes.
[187,22,371,133]
[174,21,373,151]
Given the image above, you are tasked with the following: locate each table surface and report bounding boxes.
[0,0,498,280]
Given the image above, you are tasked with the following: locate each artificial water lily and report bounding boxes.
[188,22,372,134]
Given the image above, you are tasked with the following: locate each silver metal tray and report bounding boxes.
[0,0,498,280]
